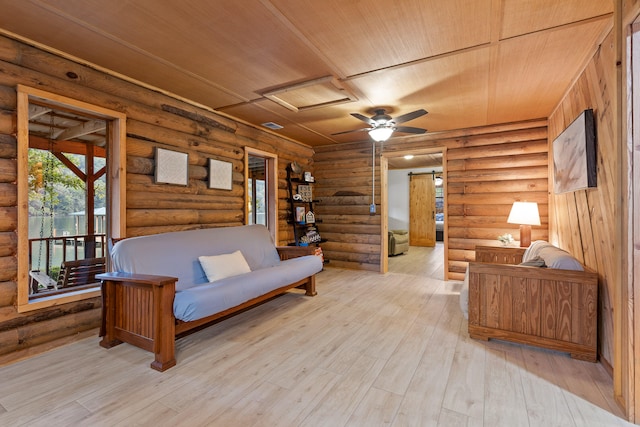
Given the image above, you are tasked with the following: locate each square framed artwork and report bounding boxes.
[209,159,233,190]
[155,147,189,186]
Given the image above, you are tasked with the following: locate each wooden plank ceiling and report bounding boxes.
[0,1,613,147]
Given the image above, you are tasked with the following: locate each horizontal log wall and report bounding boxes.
[548,29,615,370]
[313,146,382,271]
[313,120,549,275]
[0,34,313,362]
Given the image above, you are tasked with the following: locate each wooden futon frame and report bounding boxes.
[97,246,318,371]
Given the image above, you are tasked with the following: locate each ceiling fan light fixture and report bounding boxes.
[369,127,393,142]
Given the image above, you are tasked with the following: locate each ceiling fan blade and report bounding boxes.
[394,126,427,134]
[351,113,376,126]
[393,109,428,124]
[331,127,371,136]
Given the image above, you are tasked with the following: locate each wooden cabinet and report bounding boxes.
[468,245,598,362]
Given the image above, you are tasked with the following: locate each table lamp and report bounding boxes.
[507,202,540,247]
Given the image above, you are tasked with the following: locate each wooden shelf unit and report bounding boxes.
[286,165,323,247]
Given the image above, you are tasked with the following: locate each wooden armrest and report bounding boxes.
[96,272,178,287]
[276,246,317,260]
[97,271,177,371]
[468,262,597,282]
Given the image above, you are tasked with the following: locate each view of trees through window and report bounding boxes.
[28,149,106,218]
[28,147,107,286]
[248,178,266,226]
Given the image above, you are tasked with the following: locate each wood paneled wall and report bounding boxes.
[0,34,313,363]
[314,120,549,278]
[548,30,616,370]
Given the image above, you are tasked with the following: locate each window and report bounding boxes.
[16,85,126,312]
[248,158,267,226]
[245,148,277,243]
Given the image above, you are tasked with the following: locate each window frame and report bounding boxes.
[16,85,126,312]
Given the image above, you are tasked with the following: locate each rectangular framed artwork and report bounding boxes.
[155,147,189,186]
[209,159,233,190]
[552,109,597,194]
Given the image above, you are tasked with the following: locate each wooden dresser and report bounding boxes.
[468,245,599,362]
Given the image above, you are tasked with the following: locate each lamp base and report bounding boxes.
[519,224,532,248]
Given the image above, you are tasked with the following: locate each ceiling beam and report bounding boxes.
[28,104,52,120]
[28,135,107,157]
[53,119,106,141]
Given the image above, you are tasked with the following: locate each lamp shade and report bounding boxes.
[368,127,393,142]
[507,202,541,226]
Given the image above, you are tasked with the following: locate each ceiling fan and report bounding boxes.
[332,108,428,216]
[332,108,428,141]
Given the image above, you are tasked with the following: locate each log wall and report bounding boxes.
[313,144,382,271]
[0,34,313,362]
[548,29,616,370]
[314,120,549,277]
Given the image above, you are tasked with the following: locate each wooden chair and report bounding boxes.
[57,257,106,289]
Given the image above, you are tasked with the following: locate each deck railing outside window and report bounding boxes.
[28,234,106,294]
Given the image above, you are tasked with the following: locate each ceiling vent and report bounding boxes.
[262,121,283,130]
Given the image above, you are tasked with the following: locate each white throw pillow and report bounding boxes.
[198,250,251,283]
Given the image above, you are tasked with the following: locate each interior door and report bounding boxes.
[409,173,436,247]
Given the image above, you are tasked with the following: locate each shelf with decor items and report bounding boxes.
[286,163,326,255]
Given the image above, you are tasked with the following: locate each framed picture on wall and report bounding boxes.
[155,147,189,186]
[552,109,597,193]
[209,159,233,190]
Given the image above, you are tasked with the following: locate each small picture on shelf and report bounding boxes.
[305,210,315,224]
[298,184,312,202]
[295,207,306,223]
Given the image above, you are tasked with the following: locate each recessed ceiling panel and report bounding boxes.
[262,76,357,111]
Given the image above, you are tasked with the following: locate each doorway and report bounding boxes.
[382,150,446,277]
[245,148,278,243]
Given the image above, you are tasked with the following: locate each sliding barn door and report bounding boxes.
[409,174,436,247]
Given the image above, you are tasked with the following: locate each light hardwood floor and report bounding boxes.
[0,246,632,426]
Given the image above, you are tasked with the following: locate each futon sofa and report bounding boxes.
[97,224,323,371]
[462,241,598,361]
